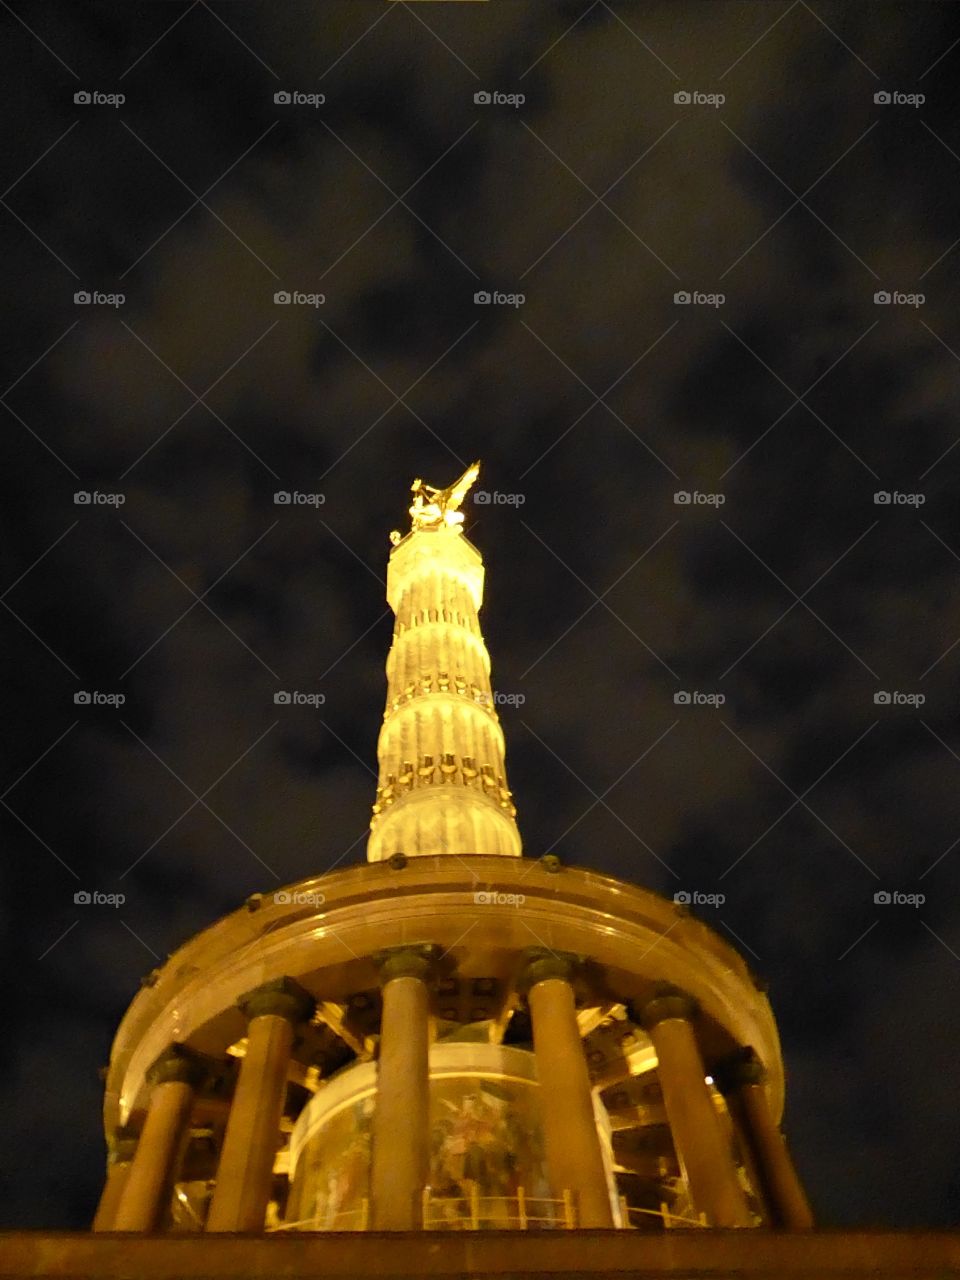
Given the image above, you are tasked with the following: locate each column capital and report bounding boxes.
[373,943,441,985]
[712,1045,767,1094]
[630,983,699,1030]
[108,1132,139,1165]
[515,948,583,996]
[238,976,316,1025]
[146,1043,207,1088]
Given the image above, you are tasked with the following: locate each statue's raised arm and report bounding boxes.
[398,461,481,538]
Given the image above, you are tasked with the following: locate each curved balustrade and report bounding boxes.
[266,1192,712,1233]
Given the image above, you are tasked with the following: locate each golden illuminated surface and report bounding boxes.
[102,855,784,1141]
[369,461,521,861]
[95,464,788,1244]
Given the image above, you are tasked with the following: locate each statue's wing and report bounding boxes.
[445,461,481,510]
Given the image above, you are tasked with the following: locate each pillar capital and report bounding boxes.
[712,1045,767,1094]
[146,1043,207,1088]
[515,948,583,996]
[108,1134,139,1165]
[238,976,316,1025]
[373,943,440,985]
[630,983,699,1030]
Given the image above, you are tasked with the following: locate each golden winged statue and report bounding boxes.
[390,461,481,543]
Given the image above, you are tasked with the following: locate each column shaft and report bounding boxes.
[722,1092,773,1223]
[528,976,614,1228]
[370,974,431,1229]
[206,1012,294,1232]
[112,1080,194,1232]
[648,1016,752,1227]
[737,1082,814,1229]
[92,1158,132,1231]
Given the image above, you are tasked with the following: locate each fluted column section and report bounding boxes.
[632,987,752,1227]
[370,945,436,1229]
[206,977,315,1233]
[714,1047,814,1229]
[519,952,615,1228]
[113,1046,206,1232]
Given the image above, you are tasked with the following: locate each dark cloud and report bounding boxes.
[1,0,959,1230]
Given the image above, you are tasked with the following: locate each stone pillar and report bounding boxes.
[206,977,315,1233]
[519,951,615,1229]
[632,987,752,1228]
[112,1046,206,1233]
[92,1136,137,1231]
[370,945,436,1230]
[715,1047,814,1229]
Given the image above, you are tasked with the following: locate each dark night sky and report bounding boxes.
[1,0,959,1232]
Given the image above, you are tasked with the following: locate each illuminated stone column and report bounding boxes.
[113,1047,205,1233]
[368,481,522,864]
[370,946,436,1230]
[632,987,752,1228]
[206,977,315,1233]
[519,952,615,1228]
[92,1135,137,1231]
[715,1047,814,1229]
